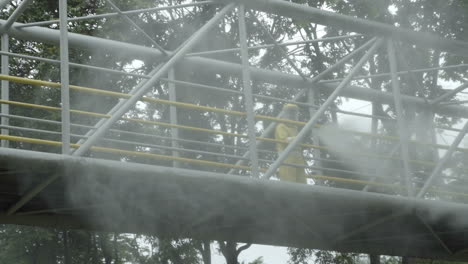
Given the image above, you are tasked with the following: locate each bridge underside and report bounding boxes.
[0,148,467,260]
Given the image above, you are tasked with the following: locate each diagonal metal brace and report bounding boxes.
[262,38,384,180]
[4,3,236,215]
[105,0,168,56]
[228,37,378,174]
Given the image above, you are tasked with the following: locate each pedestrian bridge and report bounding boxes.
[0,0,468,261]
[1,147,468,261]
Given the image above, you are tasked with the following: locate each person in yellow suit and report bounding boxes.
[275,104,307,184]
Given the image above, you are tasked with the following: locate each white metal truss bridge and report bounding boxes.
[0,0,468,260]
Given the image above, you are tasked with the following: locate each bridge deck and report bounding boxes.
[0,148,467,260]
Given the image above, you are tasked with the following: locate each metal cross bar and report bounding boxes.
[187,34,363,57]
[214,0,468,57]
[331,212,407,245]
[1,34,8,148]
[5,3,236,215]
[227,37,378,174]
[262,38,384,180]
[387,40,414,197]
[0,50,147,79]
[59,0,70,154]
[1,0,32,32]
[320,64,468,84]
[0,124,258,161]
[320,64,468,83]
[238,4,259,177]
[5,44,463,124]
[3,20,468,118]
[15,1,214,28]
[0,48,411,122]
[105,0,168,56]
[168,68,181,168]
[417,120,468,198]
[430,83,468,105]
[0,113,263,153]
[416,214,453,255]
[249,12,309,82]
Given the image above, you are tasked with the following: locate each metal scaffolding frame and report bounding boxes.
[0,0,467,258]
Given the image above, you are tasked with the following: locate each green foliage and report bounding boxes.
[242,256,265,264]
[1,0,467,263]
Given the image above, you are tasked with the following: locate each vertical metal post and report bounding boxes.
[2,0,33,31]
[59,0,70,154]
[168,68,181,168]
[387,40,414,197]
[308,87,322,177]
[1,33,8,148]
[238,4,259,177]
[428,111,439,162]
[417,120,468,198]
[262,38,384,180]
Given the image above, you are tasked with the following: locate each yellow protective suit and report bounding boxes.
[275,122,307,184]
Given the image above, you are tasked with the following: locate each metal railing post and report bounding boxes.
[387,40,414,196]
[308,87,322,178]
[238,4,259,177]
[60,0,70,154]
[168,68,181,168]
[1,33,8,148]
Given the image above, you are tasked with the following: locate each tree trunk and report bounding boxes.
[197,240,211,264]
[219,241,239,264]
[64,230,71,264]
[370,254,380,264]
[402,256,417,264]
[99,233,113,264]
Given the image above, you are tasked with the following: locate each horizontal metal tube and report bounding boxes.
[15,1,215,28]
[0,124,388,178]
[2,127,467,193]
[215,0,468,57]
[1,20,467,118]
[0,124,253,161]
[0,50,149,78]
[187,34,364,56]
[0,113,261,152]
[320,64,468,84]
[4,113,418,169]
